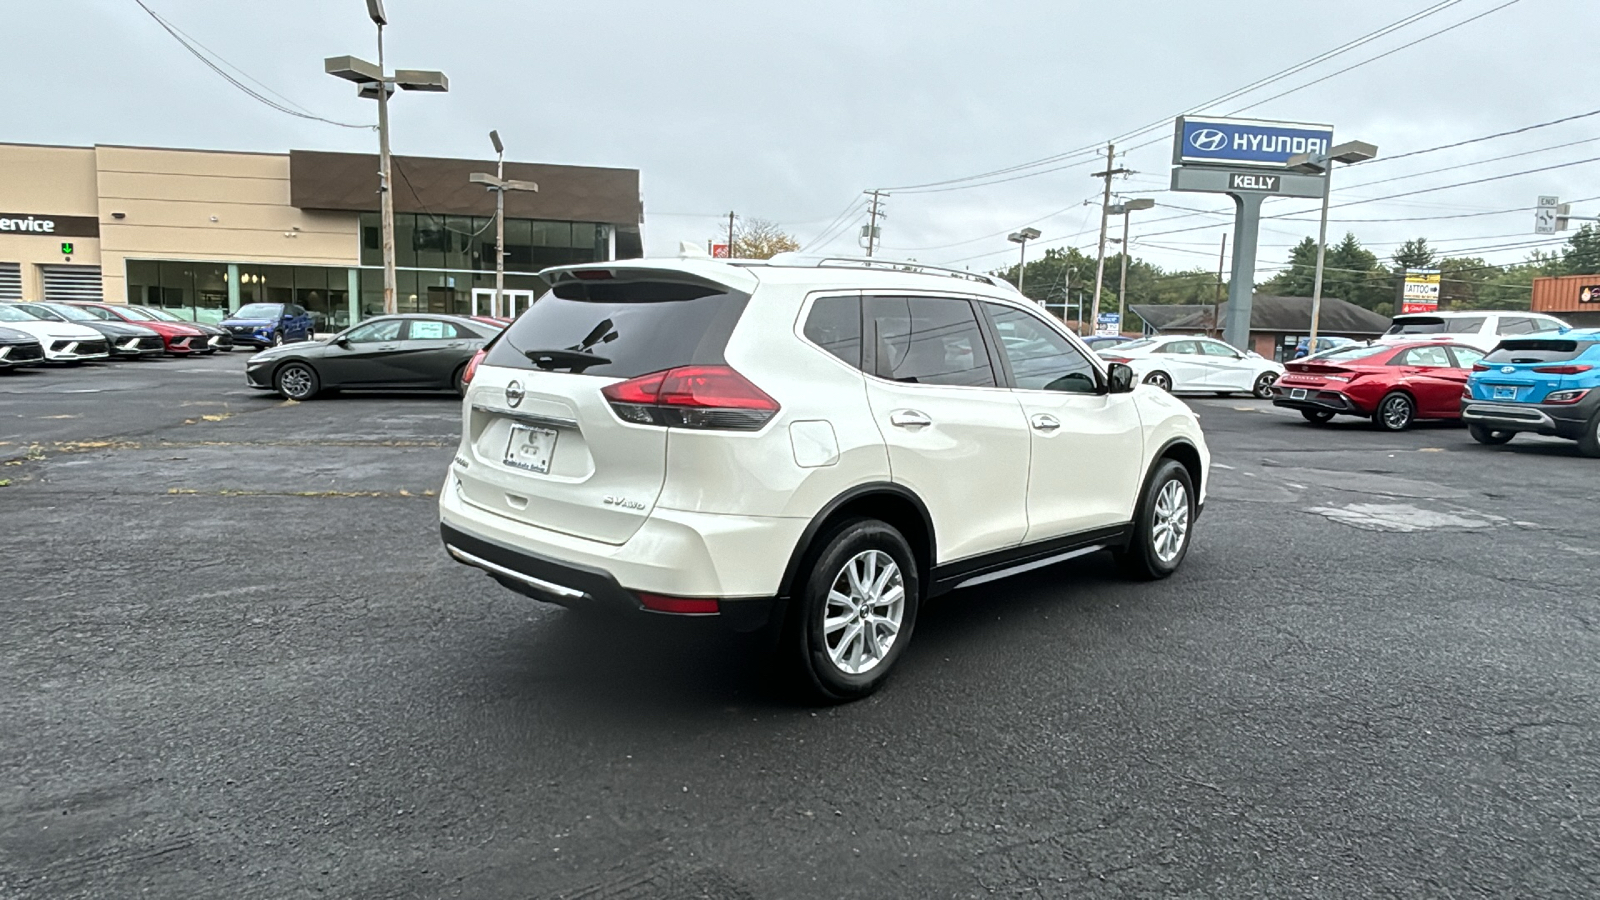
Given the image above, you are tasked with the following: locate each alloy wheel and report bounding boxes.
[278,365,314,400]
[1146,372,1172,392]
[823,550,905,676]
[1380,394,1414,430]
[1150,479,1190,564]
[1254,372,1278,399]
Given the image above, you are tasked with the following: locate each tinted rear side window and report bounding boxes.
[1483,340,1594,364]
[803,295,863,368]
[484,280,749,378]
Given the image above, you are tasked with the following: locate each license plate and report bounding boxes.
[1290,388,1307,400]
[1492,386,1517,401]
[504,423,558,474]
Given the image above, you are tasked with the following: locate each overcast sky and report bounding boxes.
[3,0,1596,280]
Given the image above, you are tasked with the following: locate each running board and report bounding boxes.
[951,545,1105,590]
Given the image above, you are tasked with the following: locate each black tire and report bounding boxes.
[1253,372,1278,399]
[1577,413,1600,459]
[1301,409,1336,425]
[1115,458,1195,581]
[1468,423,1514,446]
[270,332,284,348]
[1374,391,1415,431]
[783,518,920,704]
[452,362,469,397]
[1144,371,1172,392]
[274,361,319,401]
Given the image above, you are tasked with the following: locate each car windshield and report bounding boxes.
[234,303,283,319]
[138,306,184,322]
[1386,316,1485,335]
[41,303,97,321]
[114,306,159,321]
[1108,339,1156,352]
[0,306,41,322]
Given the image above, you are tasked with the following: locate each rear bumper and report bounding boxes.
[1270,386,1363,414]
[439,472,803,630]
[1461,398,1598,439]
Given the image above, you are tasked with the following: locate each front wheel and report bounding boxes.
[274,362,320,401]
[1302,409,1335,425]
[1115,458,1194,580]
[1468,423,1514,446]
[270,332,284,348]
[785,518,919,704]
[1375,392,1416,431]
[1253,372,1279,399]
[1144,371,1172,392]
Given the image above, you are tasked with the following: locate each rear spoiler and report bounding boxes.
[539,260,760,296]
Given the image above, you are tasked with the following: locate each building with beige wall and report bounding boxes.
[0,142,643,329]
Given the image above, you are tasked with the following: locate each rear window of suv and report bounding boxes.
[1386,316,1485,335]
[483,279,750,378]
[1483,339,1595,364]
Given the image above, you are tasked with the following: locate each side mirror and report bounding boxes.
[1107,362,1136,394]
[334,336,351,348]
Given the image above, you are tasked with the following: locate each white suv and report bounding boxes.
[439,255,1210,700]
[1379,311,1569,353]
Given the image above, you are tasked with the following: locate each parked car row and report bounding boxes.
[0,300,239,367]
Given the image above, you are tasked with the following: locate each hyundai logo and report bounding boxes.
[505,380,525,407]
[1500,366,1516,374]
[1189,129,1228,152]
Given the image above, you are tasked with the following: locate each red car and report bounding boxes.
[1270,340,1487,431]
[64,302,211,356]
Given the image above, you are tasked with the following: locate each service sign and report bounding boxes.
[0,212,100,238]
[1174,116,1335,168]
[1401,269,1441,314]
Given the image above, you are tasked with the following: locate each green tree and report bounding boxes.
[1263,232,1392,311]
[1561,224,1600,275]
[1392,237,1436,271]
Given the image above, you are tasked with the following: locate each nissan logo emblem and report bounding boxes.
[1189,129,1227,152]
[505,380,525,407]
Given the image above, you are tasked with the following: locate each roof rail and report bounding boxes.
[730,253,1017,291]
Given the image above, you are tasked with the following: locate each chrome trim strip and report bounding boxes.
[471,404,578,429]
[1462,404,1554,427]
[954,544,1104,589]
[445,544,587,599]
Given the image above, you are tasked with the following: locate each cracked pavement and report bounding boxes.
[3,354,1599,898]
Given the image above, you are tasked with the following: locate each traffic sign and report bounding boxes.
[1536,195,1559,235]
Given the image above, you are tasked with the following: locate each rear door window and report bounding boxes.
[484,279,749,377]
[866,295,996,387]
[407,319,464,340]
[1396,345,1451,367]
[1496,316,1537,336]
[1484,340,1595,364]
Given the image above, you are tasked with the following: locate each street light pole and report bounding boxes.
[325,0,449,318]
[470,136,538,318]
[1287,140,1378,349]
[1008,227,1040,296]
[1106,198,1153,337]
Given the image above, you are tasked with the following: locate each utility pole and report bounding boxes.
[1090,143,1128,334]
[1212,233,1227,338]
[374,23,395,316]
[470,131,537,318]
[727,211,736,258]
[864,190,887,257]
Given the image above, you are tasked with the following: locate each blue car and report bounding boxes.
[220,302,315,349]
[1292,335,1358,359]
[1461,328,1600,457]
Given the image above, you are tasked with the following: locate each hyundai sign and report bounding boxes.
[1174,116,1335,168]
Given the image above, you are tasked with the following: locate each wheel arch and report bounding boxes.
[270,356,322,389]
[1145,437,1204,511]
[777,482,935,602]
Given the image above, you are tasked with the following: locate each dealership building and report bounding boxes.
[0,142,643,328]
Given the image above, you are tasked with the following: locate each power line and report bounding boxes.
[1370,107,1600,165]
[132,0,371,130]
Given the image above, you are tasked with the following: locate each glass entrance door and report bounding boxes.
[471,288,534,319]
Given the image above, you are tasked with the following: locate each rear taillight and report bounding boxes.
[1546,388,1591,405]
[1102,356,1132,364]
[1472,364,1490,372]
[462,349,487,385]
[1532,364,1593,375]
[601,365,779,430]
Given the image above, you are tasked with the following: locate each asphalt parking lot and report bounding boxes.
[3,353,1599,899]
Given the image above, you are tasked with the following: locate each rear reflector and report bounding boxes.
[1101,356,1131,364]
[638,593,719,615]
[602,365,779,430]
[1532,364,1594,375]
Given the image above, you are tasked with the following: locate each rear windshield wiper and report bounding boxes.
[522,348,611,372]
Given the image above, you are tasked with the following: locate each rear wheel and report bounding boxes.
[452,362,469,397]
[1468,423,1514,446]
[270,332,284,348]
[1144,371,1172,392]
[1375,392,1415,431]
[1577,413,1600,458]
[1302,410,1335,425]
[784,518,919,704]
[274,362,319,401]
[1115,458,1194,580]
[1253,372,1278,399]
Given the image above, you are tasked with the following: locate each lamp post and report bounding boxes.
[1107,198,1155,336]
[1008,227,1041,297]
[1286,140,1378,348]
[470,131,539,318]
[325,0,449,316]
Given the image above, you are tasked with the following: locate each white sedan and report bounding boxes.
[0,304,110,363]
[1098,335,1284,398]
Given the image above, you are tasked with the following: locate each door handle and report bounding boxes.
[1030,414,1061,432]
[377,344,398,351]
[889,409,932,428]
